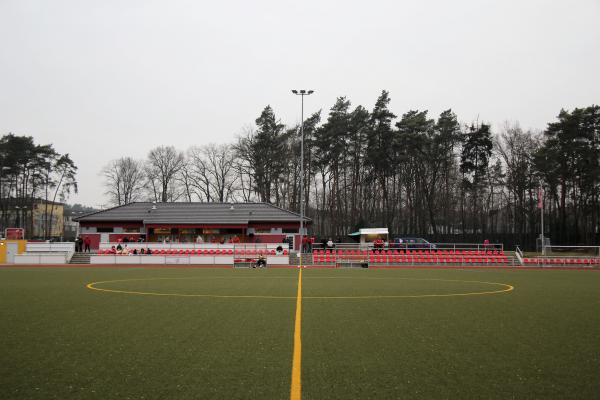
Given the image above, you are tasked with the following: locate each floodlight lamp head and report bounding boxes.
[300,90,306,94]
[307,90,314,94]
[291,90,298,94]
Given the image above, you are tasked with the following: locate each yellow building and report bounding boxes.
[31,199,64,238]
[2,199,65,239]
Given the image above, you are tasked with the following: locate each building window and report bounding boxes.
[97,227,114,233]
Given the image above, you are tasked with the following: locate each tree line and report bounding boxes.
[103,91,599,248]
[0,134,78,238]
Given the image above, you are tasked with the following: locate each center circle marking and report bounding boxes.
[86,276,514,299]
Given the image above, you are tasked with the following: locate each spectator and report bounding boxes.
[373,238,384,249]
[109,245,116,254]
[123,237,129,243]
[483,239,490,250]
[255,252,267,268]
[146,248,152,255]
[326,238,334,249]
[276,245,284,255]
[84,237,91,253]
[139,248,145,255]
[116,243,123,252]
[77,237,83,253]
[132,248,138,255]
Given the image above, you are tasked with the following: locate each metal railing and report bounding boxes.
[309,253,516,267]
[520,257,600,267]
[310,242,504,252]
[515,246,524,265]
[98,242,289,251]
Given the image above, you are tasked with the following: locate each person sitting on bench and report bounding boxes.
[255,253,267,268]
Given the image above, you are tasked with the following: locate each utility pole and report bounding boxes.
[539,186,545,255]
[291,89,314,268]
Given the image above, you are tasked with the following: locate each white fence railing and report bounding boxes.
[311,242,504,252]
[26,242,75,252]
[14,253,70,264]
[98,243,288,251]
[13,242,76,264]
[90,255,289,265]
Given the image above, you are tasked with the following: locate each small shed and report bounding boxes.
[348,228,389,246]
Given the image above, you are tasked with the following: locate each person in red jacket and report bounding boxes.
[84,237,91,253]
[302,235,309,253]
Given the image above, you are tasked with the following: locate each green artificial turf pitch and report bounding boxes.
[1,267,599,399]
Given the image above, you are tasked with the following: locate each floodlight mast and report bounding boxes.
[291,89,314,268]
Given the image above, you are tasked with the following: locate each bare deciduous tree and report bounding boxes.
[101,157,146,206]
[188,144,237,202]
[146,146,185,202]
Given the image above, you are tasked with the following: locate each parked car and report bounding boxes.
[392,237,436,249]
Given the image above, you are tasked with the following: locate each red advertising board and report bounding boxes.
[5,228,24,240]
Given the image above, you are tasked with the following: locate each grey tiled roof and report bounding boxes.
[73,202,309,224]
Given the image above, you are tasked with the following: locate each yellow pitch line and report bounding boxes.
[290,268,303,400]
[85,277,514,300]
[86,282,296,299]
[305,285,514,299]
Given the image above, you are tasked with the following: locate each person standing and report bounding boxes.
[84,236,91,253]
[77,237,84,253]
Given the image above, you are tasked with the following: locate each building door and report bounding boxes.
[100,233,110,243]
[6,243,18,263]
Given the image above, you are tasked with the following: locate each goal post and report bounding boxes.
[541,245,600,258]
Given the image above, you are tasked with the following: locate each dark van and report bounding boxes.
[393,237,436,249]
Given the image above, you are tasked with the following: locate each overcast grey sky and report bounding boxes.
[1,0,599,207]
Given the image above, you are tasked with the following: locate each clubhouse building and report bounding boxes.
[74,202,308,250]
